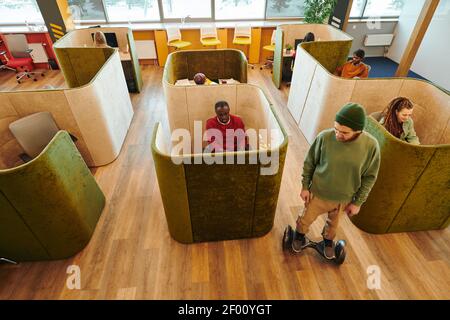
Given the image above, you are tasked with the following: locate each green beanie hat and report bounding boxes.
[335,103,367,131]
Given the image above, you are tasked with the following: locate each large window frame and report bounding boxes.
[350,0,405,20]
[72,0,305,24]
[0,0,45,26]
[0,0,405,26]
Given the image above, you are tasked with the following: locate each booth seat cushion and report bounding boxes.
[6,57,34,71]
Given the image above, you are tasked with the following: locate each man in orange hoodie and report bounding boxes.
[334,49,369,79]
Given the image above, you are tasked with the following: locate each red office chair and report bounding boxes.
[0,40,42,83]
[0,50,17,73]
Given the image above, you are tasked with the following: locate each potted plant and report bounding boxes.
[285,44,293,54]
[303,0,337,24]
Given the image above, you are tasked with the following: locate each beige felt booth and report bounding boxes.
[272,24,353,88]
[0,43,133,168]
[152,83,288,243]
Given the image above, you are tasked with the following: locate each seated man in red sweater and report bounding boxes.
[205,101,248,152]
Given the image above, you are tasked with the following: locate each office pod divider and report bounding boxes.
[0,131,105,262]
[155,72,288,242]
[1,45,134,167]
[288,34,449,234]
[352,117,450,233]
[53,27,143,93]
[272,24,353,89]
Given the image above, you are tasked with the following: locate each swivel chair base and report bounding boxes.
[282,225,346,265]
[16,70,45,84]
[0,258,18,265]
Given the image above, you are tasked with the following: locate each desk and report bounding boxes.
[282,49,295,82]
[119,51,131,61]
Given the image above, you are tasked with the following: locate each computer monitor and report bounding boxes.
[294,38,303,51]
[91,32,119,48]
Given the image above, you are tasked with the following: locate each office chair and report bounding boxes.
[200,26,221,47]
[260,30,276,71]
[9,112,78,162]
[0,47,17,72]
[232,26,254,69]
[9,112,60,160]
[166,27,191,50]
[3,34,45,84]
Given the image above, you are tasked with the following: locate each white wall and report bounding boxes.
[388,0,450,90]
[346,21,397,57]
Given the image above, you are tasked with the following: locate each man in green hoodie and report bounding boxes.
[292,103,380,258]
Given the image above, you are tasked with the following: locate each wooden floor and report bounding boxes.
[0,66,449,300]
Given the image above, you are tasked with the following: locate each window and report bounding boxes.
[68,0,107,22]
[350,0,405,19]
[363,0,405,18]
[0,0,44,24]
[215,0,266,20]
[349,0,366,18]
[162,0,212,19]
[104,0,160,22]
[2,0,327,26]
[266,0,305,18]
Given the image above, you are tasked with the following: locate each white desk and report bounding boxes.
[119,51,131,61]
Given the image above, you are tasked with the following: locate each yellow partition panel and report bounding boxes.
[155,30,169,66]
[132,30,155,41]
[217,28,228,49]
[260,27,276,64]
[249,27,261,64]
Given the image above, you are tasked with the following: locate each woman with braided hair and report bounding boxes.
[380,97,420,145]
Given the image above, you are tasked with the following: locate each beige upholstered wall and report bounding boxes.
[278,23,353,49]
[0,51,134,167]
[288,45,450,145]
[0,104,23,169]
[56,27,130,52]
[163,83,285,152]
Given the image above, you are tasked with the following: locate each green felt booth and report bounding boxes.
[350,116,450,233]
[0,131,105,262]
[163,49,248,85]
[152,83,288,243]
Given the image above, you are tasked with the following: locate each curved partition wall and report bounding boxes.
[0,47,133,168]
[288,41,450,145]
[153,84,288,243]
[351,117,449,233]
[163,49,247,84]
[163,49,248,133]
[54,27,143,93]
[288,38,450,234]
[0,131,105,262]
[272,24,353,88]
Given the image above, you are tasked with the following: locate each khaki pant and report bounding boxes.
[296,194,345,240]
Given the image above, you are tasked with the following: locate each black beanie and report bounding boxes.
[335,103,366,131]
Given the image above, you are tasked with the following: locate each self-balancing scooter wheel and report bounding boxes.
[333,240,346,265]
[282,225,294,251]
